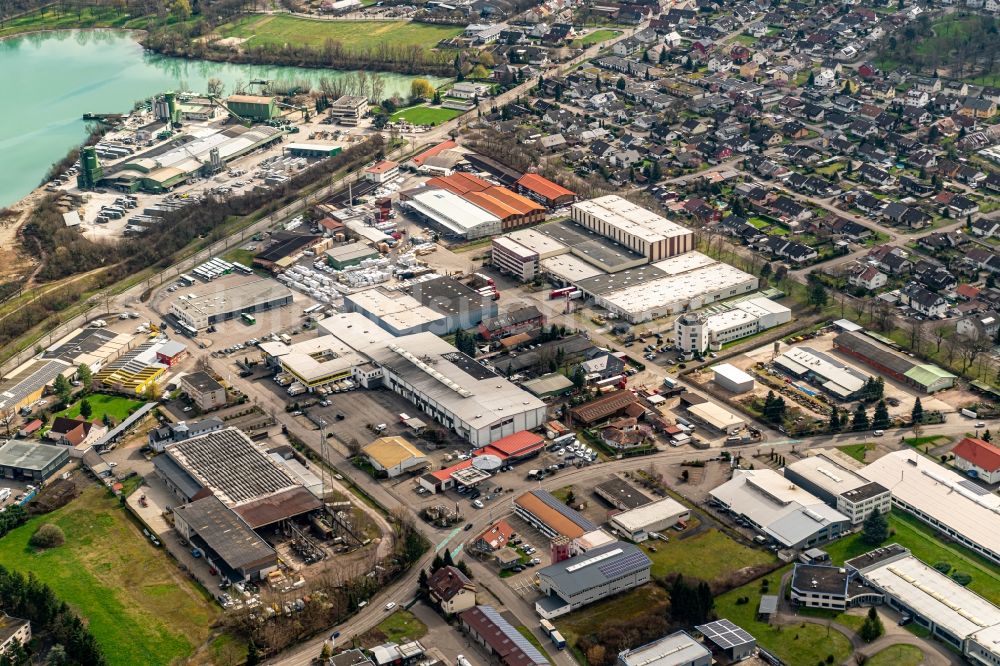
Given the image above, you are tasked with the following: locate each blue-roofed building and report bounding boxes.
[460,605,549,666]
[535,541,652,618]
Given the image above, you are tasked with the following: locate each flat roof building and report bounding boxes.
[617,631,710,666]
[0,441,69,482]
[686,401,745,435]
[594,475,654,511]
[789,563,880,610]
[535,541,651,618]
[848,545,1000,659]
[774,346,870,400]
[180,371,227,412]
[320,312,545,446]
[572,195,694,261]
[492,236,541,281]
[169,278,293,331]
[329,95,368,126]
[694,620,758,663]
[344,276,497,336]
[325,242,378,270]
[712,364,755,394]
[677,297,791,355]
[515,489,597,540]
[610,496,691,542]
[173,495,277,581]
[0,358,72,413]
[784,453,891,524]
[710,469,851,549]
[259,335,365,388]
[858,450,1000,565]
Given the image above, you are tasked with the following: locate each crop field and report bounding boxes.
[219,15,463,51]
[0,485,221,666]
[390,105,463,125]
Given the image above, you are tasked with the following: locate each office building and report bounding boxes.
[675,297,791,354]
[328,95,368,125]
[180,371,227,411]
[258,335,365,388]
[572,195,694,261]
[789,563,881,610]
[784,453,891,524]
[616,631,710,666]
[0,615,31,656]
[710,469,850,549]
[535,541,652,618]
[858,450,1000,565]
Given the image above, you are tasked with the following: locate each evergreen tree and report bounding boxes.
[762,391,786,424]
[659,48,668,64]
[53,374,72,405]
[418,568,429,591]
[862,509,889,546]
[872,400,890,430]
[828,406,841,432]
[808,281,829,309]
[443,548,455,567]
[80,399,93,421]
[77,364,92,391]
[760,262,772,278]
[571,365,587,390]
[852,403,870,430]
[859,606,885,642]
[911,397,924,424]
[246,640,262,666]
[984,429,993,443]
[807,70,815,86]
[616,76,627,90]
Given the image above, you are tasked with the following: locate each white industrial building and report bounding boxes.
[571,195,694,261]
[858,450,1000,566]
[674,297,792,354]
[343,289,448,336]
[169,278,293,331]
[686,401,745,435]
[320,313,546,446]
[259,335,367,388]
[609,496,691,542]
[712,364,755,394]
[783,453,891,524]
[535,541,651,618]
[616,632,711,666]
[405,188,501,240]
[491,236,540,281]
[710,469,851,549]
[773,346,870,400]
[848,544,1000,661]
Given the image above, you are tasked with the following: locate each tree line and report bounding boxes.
[0,565,108,666]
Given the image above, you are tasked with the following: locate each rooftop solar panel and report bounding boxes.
[959,479,991,496]
[695,619,755,650]
[598,550,651,579]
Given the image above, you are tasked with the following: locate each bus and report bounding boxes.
[550,631,566,650]
[303,304,324,316]
[241,313,256,325]
[178,273,196,286]
[540,619,556,635]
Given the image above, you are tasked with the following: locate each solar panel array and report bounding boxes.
[534,489,599,532]
[960,479,991,496]
[695,619,755,649]
[598,549,652,579]
[478,605,549,665]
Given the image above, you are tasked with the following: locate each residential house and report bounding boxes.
[900,283,948,317]
[428,566,477,614]
[957,312,1000,340]
[849,265,887,291]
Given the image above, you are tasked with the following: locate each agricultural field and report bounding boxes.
[0,484,223,666]
[825,511,1000,605]
[714,565,854,665]
[218,15,463,51]
[641,528,777,583]
[390,105,463,126]
[54,393,145,424]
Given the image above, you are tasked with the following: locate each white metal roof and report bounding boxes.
[573,195,692,243]
[712,363,754,385]
[610,496,689,532]
[410,189,499,235]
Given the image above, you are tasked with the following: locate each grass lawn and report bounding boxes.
[222,248,256,267]
[55,393,144,423]
[641,529,777,582]
[904,435,946,447]
[390,105,463,126]
[867,644,925,666]
[825,511,1000,605]
[555,584,668,649]
[219,15,463,51]
[550,485,574,504]
[796,607,866,633]
[715,565,853,665]
[361,610,427,646]
[0,485,220,666]
[571,29,621,47]
[732,34,757,46]
[748,217,771,230]
[837,442,876,463]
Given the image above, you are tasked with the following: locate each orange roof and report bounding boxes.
[366,160,399,174]
[953,437,1000,473]
[427,171,491,195]
[464,190,521,220]
[431,458,473,481]
[516,173,575,200]
[514,491,587,538]
[413,140,457,166]
[462,186,544,220]
[484,186,545,214]
[483,430,544,457]
[475,519,514,550]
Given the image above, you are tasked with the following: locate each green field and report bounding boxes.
[361,610,427,646]
[714,565,853,665]
[55,393,144,423]
[571,29,621,47]
[867,644,925,666]
[555,584,668,648]
[222,248,256,267]
[837,442,875,463]
[825,511,1000,605]
[641,528,777,582]
[219,15,463,50]
[0,485,220,666]
[390,105,463,126]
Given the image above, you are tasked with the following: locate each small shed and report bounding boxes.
[757,595,778,622]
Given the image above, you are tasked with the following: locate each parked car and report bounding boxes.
[384,602,396,611]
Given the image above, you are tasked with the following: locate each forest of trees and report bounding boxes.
[878,12,1000,81]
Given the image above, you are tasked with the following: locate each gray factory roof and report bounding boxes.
[171,278,293,318]
[537,541,650,597]
[617,631,710,666]
[182,371,224,393]
[0,441,67,471]
[594,476,654,510]
[575,263,669,295]
[162,427,299,505]
[403,275,492,317]
[174,495,275,572]
[0,359,71,411]
[785,453,878,496]
[536,220,646,273]
[43,326,120,362]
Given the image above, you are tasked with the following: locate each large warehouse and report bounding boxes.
[858,450,1000,565]
[259,335,366,388]
[0,441,69,482]
[426,172,545,231]
[173,495,278,582]
[169,277,294,331]
[783,453,891,524]
[344,276,498,336]
[571,195,695,261]
[535,541,652,618]
[833,331,957,393]
[774,346,870,400]
[514,489,598,540]
[609,496,690,542]
[154,427,322,529]
[710,469,851,549]
[404,188,501,240]
[319,313,546,445]
[848,545,1000,661]
[0,358,72,414]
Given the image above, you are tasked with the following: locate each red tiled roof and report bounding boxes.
[956,284,981,299]
[431,458,473,481]
[953,437,1000,473]
[412,140,457,166]
[482,431,544,457]
[427,172,492,195]
[475,519,514,550]
[515,173,574,200]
